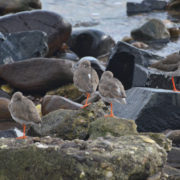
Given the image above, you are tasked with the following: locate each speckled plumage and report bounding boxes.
[8,92,41,125]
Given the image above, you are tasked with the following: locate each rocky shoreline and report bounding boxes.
[0,0,180,179]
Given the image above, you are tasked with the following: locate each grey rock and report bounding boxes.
[131,19,170,43]
[167,147,180,169]
[127,0,167,16]
[0,31,48,65]
[0,90,10,99]
[68,29,115,58]
[114,87,180,132]
[0,129,17,138]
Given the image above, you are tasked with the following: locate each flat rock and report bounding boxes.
[106,41,162,89]
[0,129,17,138]
[41,95,82,116]
[0,0,41,15]
[167,147,180,168]
[127,0,167,16]
[68,29,115,58]
[0,97,12,121]
[0,135,167,179]
[131,19,170,43]
[29,101,108,139]
[113,87,180,132]
[0,10,71,56]
[0,31,48,65]
[0,58,74,93]
[163,165,180,179]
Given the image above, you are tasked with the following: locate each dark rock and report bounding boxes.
[168,27,180,38]
[131,19,170,43]
[73,56,105,78]
[89,117,137,139]
[127,0,167,16]
[0,10,72,56]
[0,97,12,121]
[113,87,180,132]
[163,165,180,179]
[0,0,41,15]
[0,135,167,180]
[165,130,180,146]
[56,52,79,62]
[68,29,115,58]
[0,58,74,93]
[106,41,162,89]
[29,101,108,139]
[0,129,17,138]
[167,147,180,168]
[167,0,180,11]
[0,31,48,65]
[0,90,10,99]
[41,95,82,116]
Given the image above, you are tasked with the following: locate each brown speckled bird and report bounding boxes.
[73,60,99,108]
[99,71,126,117]
[8,92,41,139]
[150,52,180,92]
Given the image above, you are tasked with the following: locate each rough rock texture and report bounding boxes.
[165,130,180,146]
[127,0,167,16]
[0,58,74,93]
[113,87,180,132]
[0,135,168,180]
[106,41,162,89]
[68,29,115,58]
[46,84,82,101]
[0,31,48,65]
[41,95,82,116]
[131,19,170,42]
[0,97,12,121]
[29,101,108,139]
[163,165,180,179]
[89,117,138,139]
[0,10,72,56]
[167,147,180,169]
[0,0,41,15]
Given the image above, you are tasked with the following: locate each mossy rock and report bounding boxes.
[89,117,138,139]
[46,84,82,101]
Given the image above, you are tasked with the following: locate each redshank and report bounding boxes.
[73,60,99,108]
[8,92,41,139]
[150,52,180,92]
[99,71,126,117]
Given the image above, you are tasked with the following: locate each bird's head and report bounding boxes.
[101,71,113,79]
[12,92,23,101]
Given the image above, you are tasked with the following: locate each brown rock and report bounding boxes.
[0,10,72,56]
[42,95,82,116]
[0,97,12,121]
[0,58,74,93]
[131,41,149,49]
[168,27,180,38]
[165,129,180,146]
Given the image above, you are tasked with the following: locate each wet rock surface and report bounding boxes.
[131,19,170,43]
[0,58,74,93]
[127,0,167,16]
[0,31,48,65]
[0,0,41,15]
[41,95,82,116]
[113,87,180,132]
[68,29,115,58]
[0,10,71,56]
[0,135,168,180]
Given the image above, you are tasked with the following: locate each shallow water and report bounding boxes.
[42,0,180,57]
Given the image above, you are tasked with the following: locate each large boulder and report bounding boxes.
[68,29,115,58]
[0,10,72,56]
[0,0,41,15]
[127,0,167,16]
[0,89,11,99]
[0,135,168,179]
[0,31,48,65]
[167,0,180,11]
[131,19,170,43]
[114,87,180,132]
[0,97,12,121]
[0,58,74,93]
[106,41,162,89]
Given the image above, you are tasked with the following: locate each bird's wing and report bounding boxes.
[91,68,99,91]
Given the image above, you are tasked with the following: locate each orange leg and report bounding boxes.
[16,124,27,139]
[81,93,91,108]
[105,103,115,118]
[171,77,180,92]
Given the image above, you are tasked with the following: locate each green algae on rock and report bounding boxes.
[0,135,168,180]
[89,117,138,139]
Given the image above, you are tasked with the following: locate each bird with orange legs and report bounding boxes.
[150,52,180,92]
[99,71,126,118]
[73,60,99,108]
[8,92,41,139]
